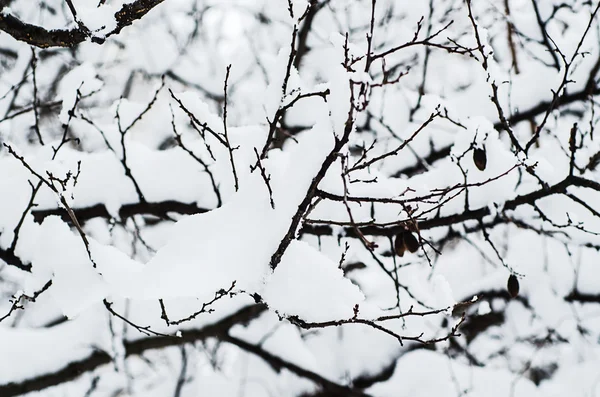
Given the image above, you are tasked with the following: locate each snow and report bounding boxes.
[230,312,321,374]
[57,63,103,124]
[432,274,456,309]
[1,1,600,395]
[77,3,118,35]
[263,46,298,118]
[0,308,110,384]
[368,350,540,397]
[1,113,359,319]
[263,240,365,322]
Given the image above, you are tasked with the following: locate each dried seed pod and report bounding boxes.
[402,231,420,253]
[507,274,520,298]
[394,233,406,257]
[473,147,487,171]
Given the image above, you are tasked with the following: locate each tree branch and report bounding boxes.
[223,334,373,397]
[0,304,266,397]
[0,0,165,48]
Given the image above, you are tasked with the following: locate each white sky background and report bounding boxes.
[0,0,600,396]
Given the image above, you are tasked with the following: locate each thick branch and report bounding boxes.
[294,0,330,70]
[22,174,597,252]
[31,200,209,225]
[269,118,354,270]
[0,0,165,48]
[0,246,30,271]
[0,304,266,397]
[302,175,597,237]
[223,334,373,397]
[394,84,600,178]
[565,290,600,303]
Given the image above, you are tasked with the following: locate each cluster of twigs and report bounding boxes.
[1,0,600,396]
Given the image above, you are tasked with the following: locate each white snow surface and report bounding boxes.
[7,116,359,323]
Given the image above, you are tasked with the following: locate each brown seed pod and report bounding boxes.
[507,274,520,298]
[473,147,487,171]
[402,231,420,253]
[394,233,406,257]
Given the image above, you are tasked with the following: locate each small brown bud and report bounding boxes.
[402,231,420,253]
[394,233,406,257]
[507,274,520,298]
[473,147,487,171]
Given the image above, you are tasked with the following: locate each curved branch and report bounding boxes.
[18,175,598,255]
[0,304,266,397]
[393,84,600,178]
[302,175,600,237]
[0,201,207,270]
[294,0,330,70]
[32,200,209,225]
[223,334,372,397]
[0,246,30,271]
[0,0,165,48]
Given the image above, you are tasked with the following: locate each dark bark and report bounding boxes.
[0,0,165,48]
